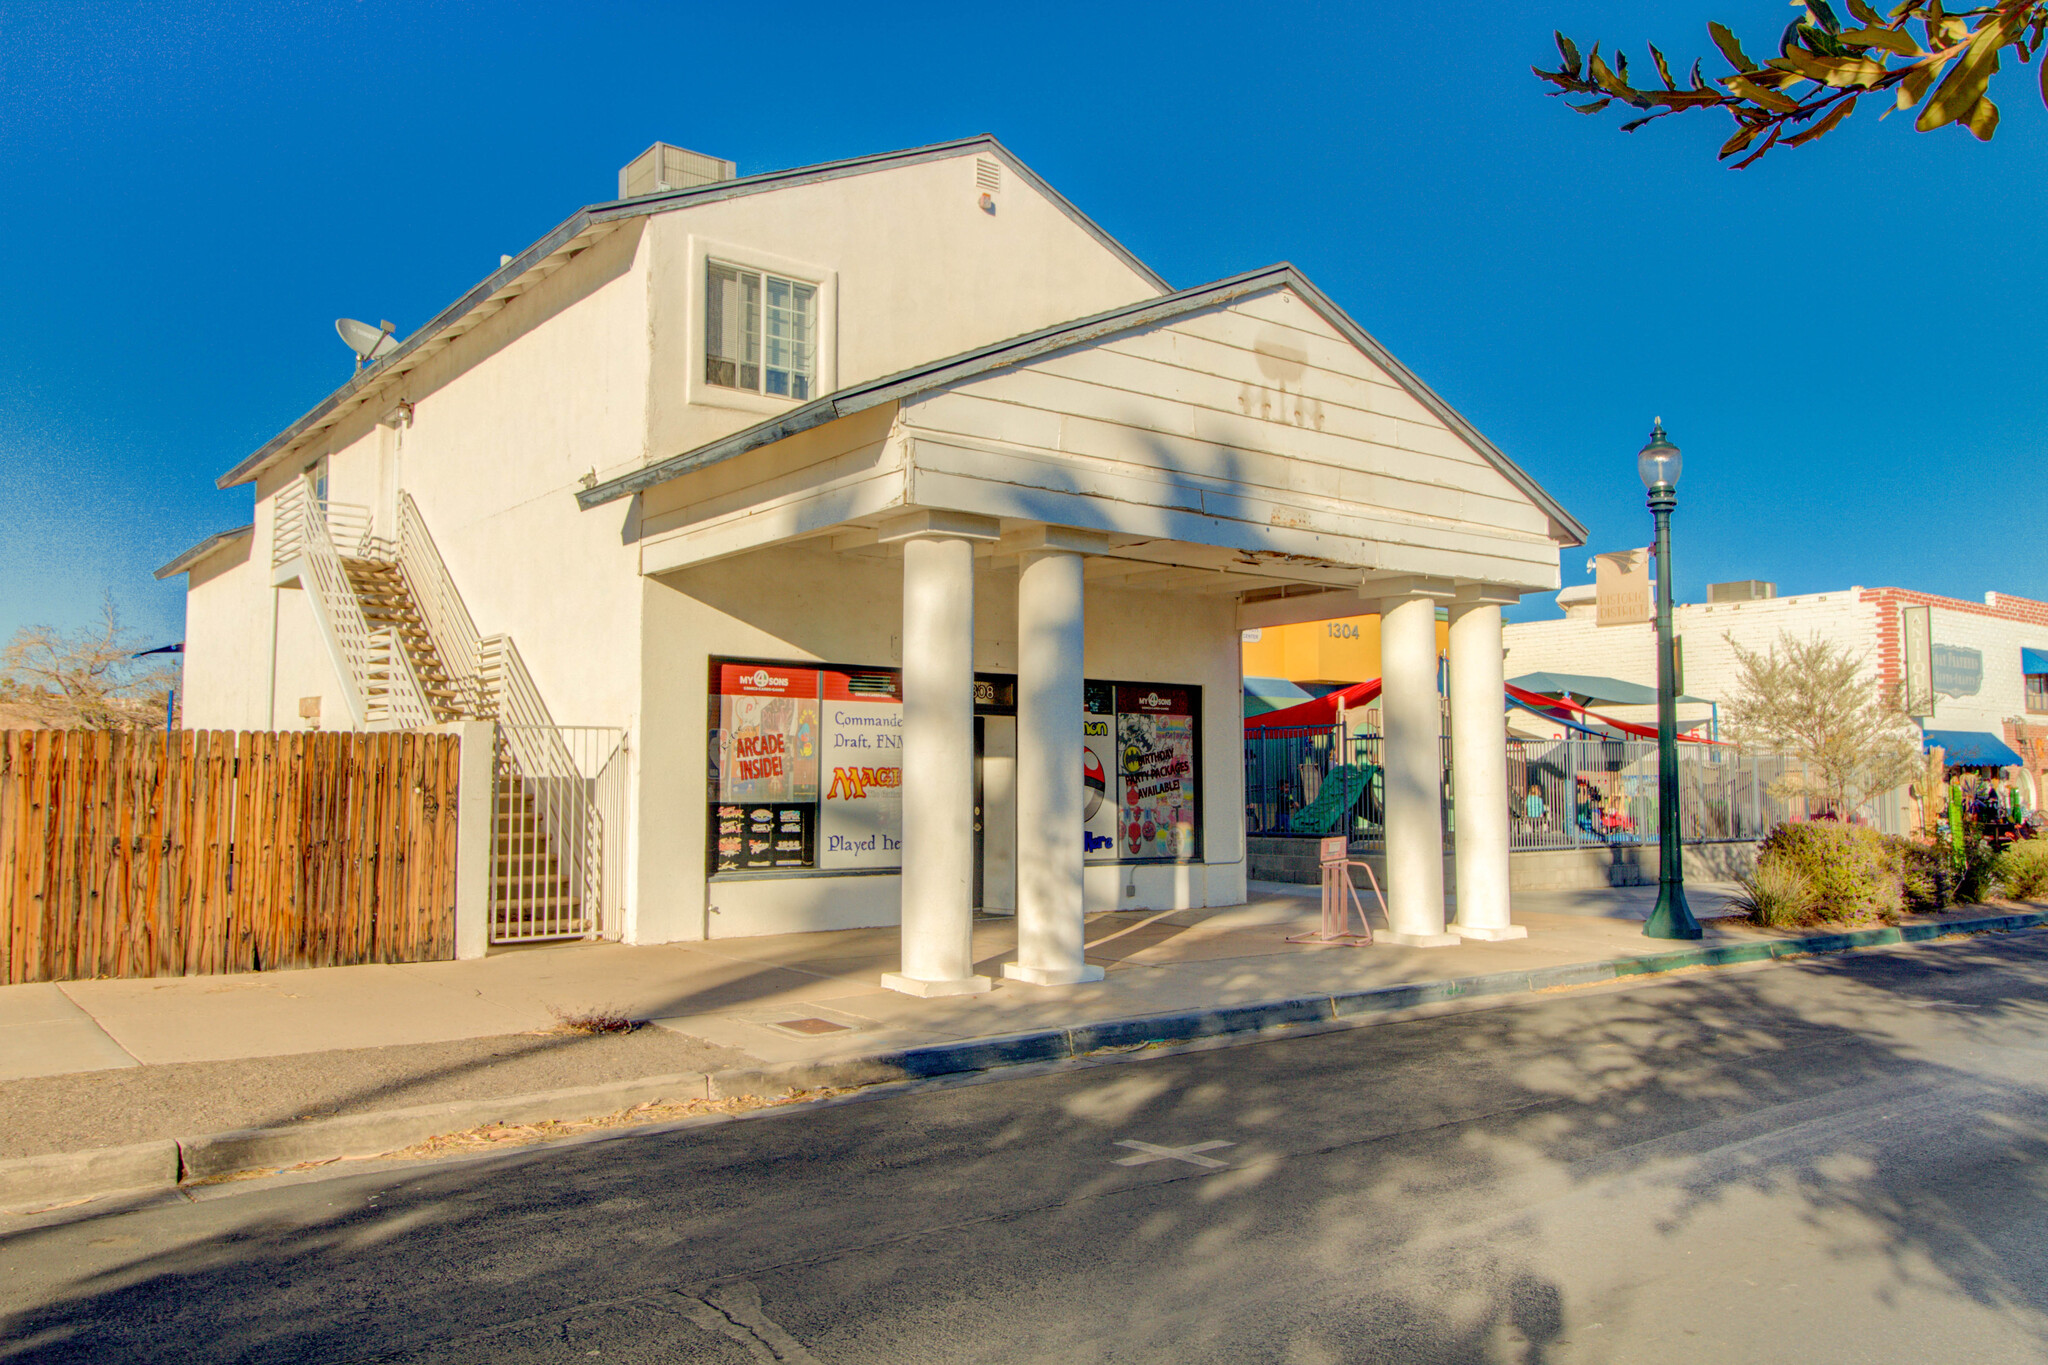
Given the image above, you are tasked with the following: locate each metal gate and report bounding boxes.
[491,725,628,943]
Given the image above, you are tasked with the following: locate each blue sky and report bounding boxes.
[2,0,2041,647]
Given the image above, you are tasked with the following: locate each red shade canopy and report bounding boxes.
[1246,678,1721,744]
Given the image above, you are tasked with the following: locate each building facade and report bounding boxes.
[159,137,1584,989]
[1504,580,2048,799]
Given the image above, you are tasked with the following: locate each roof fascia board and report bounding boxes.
[583,136,1169,294]
[582,263,1587,549]
[215,210,600,490]
[1277,272,1589,548]
[222,135,1167,492]
[154,524,254,580]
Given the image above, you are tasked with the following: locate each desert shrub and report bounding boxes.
[1753,821,1903,923]
[1953,825,2001,904]
[1888,835,1947,911]
[1734,858,1815,929]
[1993,839,2048,902]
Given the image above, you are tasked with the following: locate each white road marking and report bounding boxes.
[1112,1139,1236,1168]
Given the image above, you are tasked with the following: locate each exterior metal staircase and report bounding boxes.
[272,477,626,943]
[340,558,466,723]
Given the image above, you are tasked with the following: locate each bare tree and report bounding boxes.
[1722,631,1922,817]
[1,597,176,732]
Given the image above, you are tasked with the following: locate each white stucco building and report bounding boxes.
[1505,579,2048,797]
[158,136,1584,990]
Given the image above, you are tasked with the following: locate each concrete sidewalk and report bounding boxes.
[18,878,2046,1190]
[7,882,1738,1086]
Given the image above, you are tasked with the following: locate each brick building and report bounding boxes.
[1504,581,2048,805]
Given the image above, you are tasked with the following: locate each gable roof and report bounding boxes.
[577,264,1589,546]
[154,524,253,579]
[217,135,1167,492]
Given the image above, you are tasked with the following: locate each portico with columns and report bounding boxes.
[581,264,1585,988]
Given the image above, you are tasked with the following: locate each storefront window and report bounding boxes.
[709,658,1200,877]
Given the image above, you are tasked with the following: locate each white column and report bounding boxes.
[1378,588,1458,947]
[1449,589,1526,941]
[1005,546,1103,987]
[881,530,991,997]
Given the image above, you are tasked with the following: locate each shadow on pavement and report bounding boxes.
[7,933,2048,1362]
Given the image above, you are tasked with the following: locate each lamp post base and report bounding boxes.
[1641,881,1703,940]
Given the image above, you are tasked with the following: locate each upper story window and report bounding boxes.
[706,261,817,400]
[2028,673,2048,713]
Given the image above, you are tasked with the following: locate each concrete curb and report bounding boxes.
[0,1073,712,1211]
[0,1140,181,1208]
[177,1072,712,1180]
[704,908,2048,1099]
[7,907,2042,1211]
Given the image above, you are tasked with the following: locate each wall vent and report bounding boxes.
[975,157,1002,192]
[619,143,737,199]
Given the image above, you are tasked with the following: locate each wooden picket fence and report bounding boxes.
[0,729,461,985]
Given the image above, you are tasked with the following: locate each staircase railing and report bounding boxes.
[480,636,616,938]
[279,480,625,939]
[392,491,488,719]
[271,478,433,730]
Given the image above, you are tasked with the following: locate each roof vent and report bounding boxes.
[618,143,736,199]
[1708,580,1776,603]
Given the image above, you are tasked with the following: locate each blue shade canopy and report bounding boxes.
[2023,648,2048,675]
[1243,676,1315,717]
[1507,671,1709,707]
[1923,729,2025,768]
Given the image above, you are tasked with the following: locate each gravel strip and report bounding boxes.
[0,1027,756,1160]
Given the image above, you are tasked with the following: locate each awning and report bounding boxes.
[1246,677,1722,743]
[1507,671,1708,707]
[2024,648,2048,675]
[1243,676,1315,717]
[1923,729,2025,768]
[1245,679,1382,729]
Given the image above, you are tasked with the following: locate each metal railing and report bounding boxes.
[392,491,488,718]
[274,479,630,940]
[1246,720,1811,851]
[482,641,626,942]
[494,724,628,942]
[270,479,432,729]
[1502,738,1803,850]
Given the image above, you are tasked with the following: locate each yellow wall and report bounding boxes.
[1240,614,1449,685]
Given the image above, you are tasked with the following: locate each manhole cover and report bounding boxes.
[776,1017,850,1035]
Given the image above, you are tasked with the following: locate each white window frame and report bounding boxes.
[685,235,837,416]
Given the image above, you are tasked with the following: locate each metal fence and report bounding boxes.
[492,724,629,944]
[1246,720,1810,851]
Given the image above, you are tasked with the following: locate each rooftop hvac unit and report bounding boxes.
[618,143,736,199]
[1707,580,1777,603]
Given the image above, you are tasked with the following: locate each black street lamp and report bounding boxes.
[1639,419,1702,941]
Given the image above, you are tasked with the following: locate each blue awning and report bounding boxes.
[2024,648,2048,675]
[1923,729,2025,768]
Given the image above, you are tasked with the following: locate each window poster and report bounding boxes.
[1083,682,1119,859]
[710,658,1199,876]
[1115,685,1198,862]
[818,668,904,870]
[710,663,819,873]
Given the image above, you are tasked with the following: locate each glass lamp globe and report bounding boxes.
[1637,418,1682,490]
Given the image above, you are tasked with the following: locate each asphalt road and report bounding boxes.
[8,931,2048,1363]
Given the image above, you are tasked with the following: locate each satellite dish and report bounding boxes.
[336,318,400,370]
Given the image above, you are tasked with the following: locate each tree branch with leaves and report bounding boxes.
[1536,0,2047,165]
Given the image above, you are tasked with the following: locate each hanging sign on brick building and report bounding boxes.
[1933,643,1983,698]
[1595,549,1652,627]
